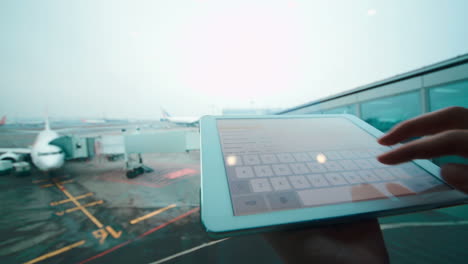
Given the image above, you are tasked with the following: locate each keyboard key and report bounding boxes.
[323,161,344,171]
[254,165,274,177]
[290,163,310,174]
[349,183,388,201]
[229,180,251,195]
[272,164,292,176]
[306,174,330,187]
[368,148,391,157]
[293,152,311,162]
[388,167,412,179]
[341,171,364,184]
[373,181,416,197]
[260,154,278,164]
[373,169,396,181]
[270,177,292,190]
[306,162,327,173]
[325,173,348,185]
[308,152,321,161]
[354,150,371,158]
[324,151,342,160]
[276,153,296,163]
[250,178,272,192]
[354,159,374,169]
[358,170,380,182]
[298,186,352,206]
[339,160,359,170]
[400,163,428,177]
[339,150,356,159]
[289,175,311,189]
[235,166,255,178]
[267,191,302,210]
[233,195,268,215]
[243,155,261,165]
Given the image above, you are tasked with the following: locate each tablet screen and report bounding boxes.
[216,117,451,216]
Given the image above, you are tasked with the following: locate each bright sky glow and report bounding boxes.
[367,9,377,16]
[1,0,467,119]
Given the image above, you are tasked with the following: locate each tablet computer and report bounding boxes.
[200,114,467,237]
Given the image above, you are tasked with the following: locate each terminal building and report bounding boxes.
[278,53,468,166]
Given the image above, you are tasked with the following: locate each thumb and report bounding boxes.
[441,163,468,194]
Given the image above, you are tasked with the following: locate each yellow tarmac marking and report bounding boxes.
[92,229,108,244]
[23,240,85,264]
[106,226,122,239]
[50,192,94,206]
[53,180,104,229]
[130,204,177,225]
[33,176,70,184]
[41,179,73,188]
[55,200,104,216]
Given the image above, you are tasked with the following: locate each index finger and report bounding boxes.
[378,106,468,146]
[378,130,468,164]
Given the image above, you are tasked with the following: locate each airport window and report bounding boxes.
[322,105,357,115]
[429,79,468,111]
[361,92,421,132]
[429,80,468,166]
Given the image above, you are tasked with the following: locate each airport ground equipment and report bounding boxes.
[12,161,31,176]
[0,160,13,175]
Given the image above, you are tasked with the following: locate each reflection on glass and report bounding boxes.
[322,104,357,115]
[226,155,238,166]
[316,153,327,164]
[361,92,420,132]
[429,80,468,166]
[429,80,468,111]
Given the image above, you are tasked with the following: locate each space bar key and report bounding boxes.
[297,186,353,207]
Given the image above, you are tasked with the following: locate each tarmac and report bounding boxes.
[1,123,468,263]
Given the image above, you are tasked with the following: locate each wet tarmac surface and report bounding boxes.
[1,124,468,263]
[0,125,282,264]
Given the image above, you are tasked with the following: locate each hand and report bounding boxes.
[264,218,388,264]
[264,184,403,264]
[377,106,468,193]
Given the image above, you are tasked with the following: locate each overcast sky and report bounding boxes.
[1,0,467,119]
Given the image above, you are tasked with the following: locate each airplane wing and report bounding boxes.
[0,148,31,154]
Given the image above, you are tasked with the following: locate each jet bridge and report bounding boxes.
[123,129,200,178]
[50,136,95,160]
[50,129,200,178]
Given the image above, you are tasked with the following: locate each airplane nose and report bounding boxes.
[38,154,65,171]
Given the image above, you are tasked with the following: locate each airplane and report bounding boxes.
[0,118,65,171]
[0,116,6,126]
[160,108,200,127]
[81,118,106,124]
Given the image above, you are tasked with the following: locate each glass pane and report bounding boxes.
[429,80,468,166]
[429,80,468,111]
[361,92,420,132]
[322,105,357,115]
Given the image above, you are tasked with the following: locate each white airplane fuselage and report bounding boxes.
[164,116,200,126]
[30,129,65,171]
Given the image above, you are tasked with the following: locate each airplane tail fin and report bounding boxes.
[44,116,50,130]
[0,116,6,125]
